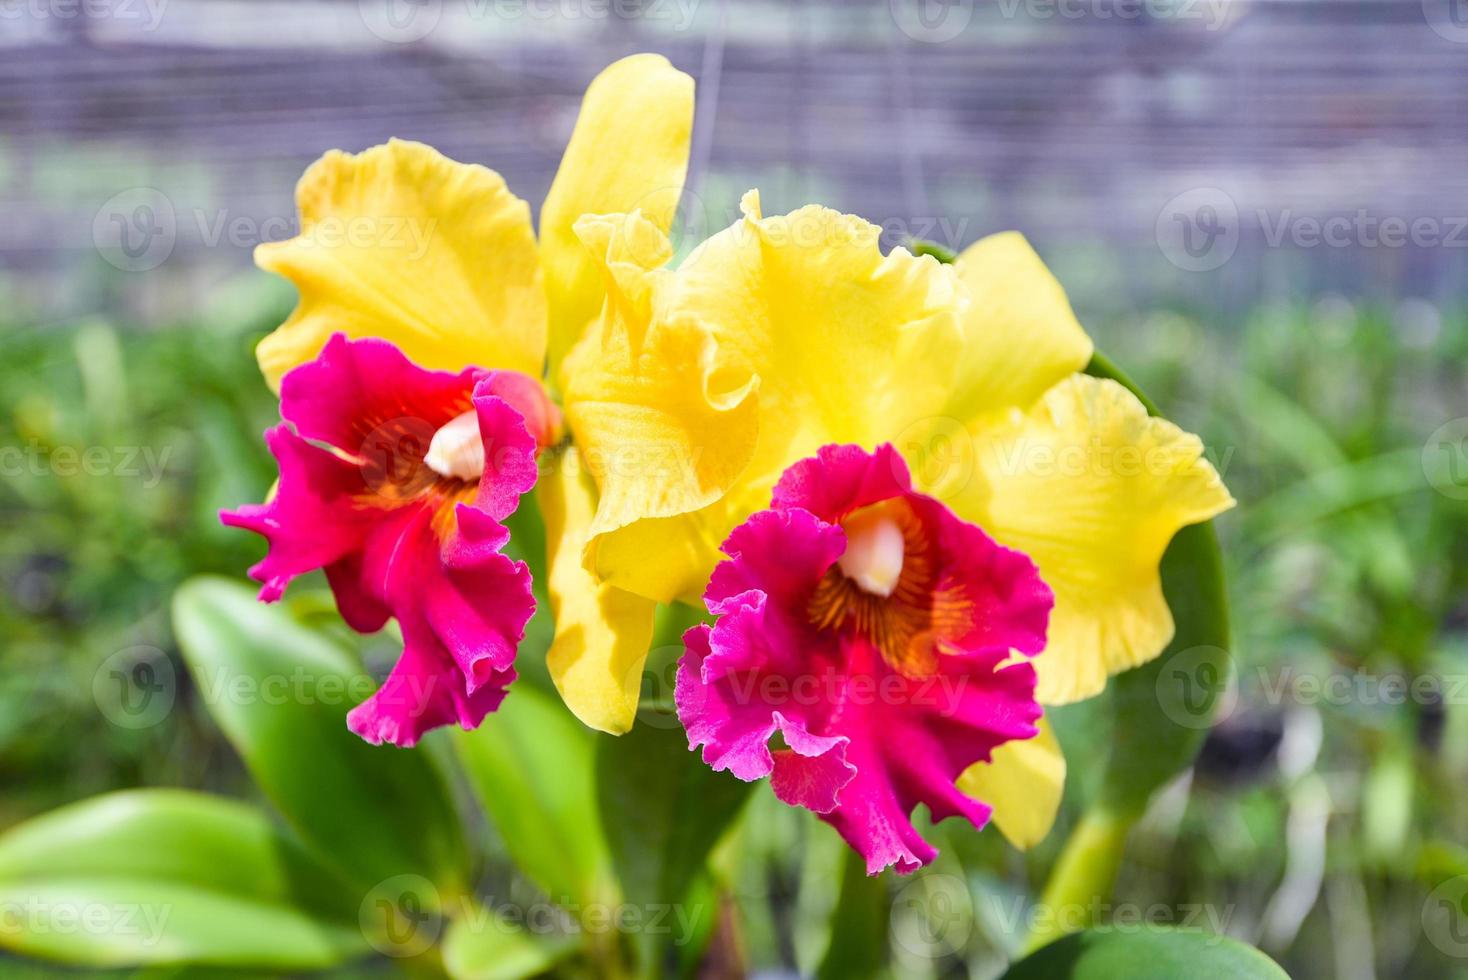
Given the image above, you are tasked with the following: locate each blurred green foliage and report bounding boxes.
[0,282,283,820]
[1090,299,1468,980]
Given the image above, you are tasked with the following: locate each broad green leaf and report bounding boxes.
[441,907,578,980]
[171,577,468,900]
[595,715,754,978]
[0,790,365,969]
[1095,520,1229,812]
[1000,927,1289,980]
[454,684,612,908]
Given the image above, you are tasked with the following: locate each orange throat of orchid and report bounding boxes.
[807,498,972,678]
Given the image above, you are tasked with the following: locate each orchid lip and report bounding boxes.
[424,409,484,481]
[837,506,905,598]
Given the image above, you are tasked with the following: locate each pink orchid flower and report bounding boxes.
[677,443,1054,873]
[223,335,558,745]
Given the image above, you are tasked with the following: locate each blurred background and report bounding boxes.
[3,1,1468,977]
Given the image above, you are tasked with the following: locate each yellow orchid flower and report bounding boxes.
[552,191,1235,849]
[243,53,692,741]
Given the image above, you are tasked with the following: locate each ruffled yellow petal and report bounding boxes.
[559,210,761,606]
[946,232,1094,418]
[540,54,694,382]
[540,446,657,735]
[584,510,731,608]
[958,715,1065,850]
[900,233,1094,503]
[961,375,1235,704]
[254,139,546,391]
[560,191,966,603]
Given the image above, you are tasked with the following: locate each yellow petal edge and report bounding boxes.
[947,231,1094,419]
[540,446,657,735]
[255,138,546,390]
[967,374,1236,704]
[540,53,694,382]
[958,715,1066,850]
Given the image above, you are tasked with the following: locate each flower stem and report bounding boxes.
[1023,805,1139,954]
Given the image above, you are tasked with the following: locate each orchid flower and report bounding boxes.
[222,55,693,746]
[552,192,1236,871]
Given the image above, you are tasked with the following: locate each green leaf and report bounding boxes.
[594,715,754,978]
[454,683,612,908]
[0,790,366,969]
[441,907,578,980]
[1095,520,1229,811]
[171,577,468,900]
[815,850,889,980]
[1000,927,1289,980]
[1083,352,1232,813]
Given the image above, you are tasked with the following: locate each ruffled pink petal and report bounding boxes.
[677,619,855,808]
[323,553,393,634]
[816,636,1037,874]
[677,442,1052,874]
[335,502,526,747]
[278,332,478,453]
[770,442,911,522]
[910,493,1052,656]
[769,712,854,814]
[224,335,545,746]
[475,370,562,451]
[705,507,847,617]
[470,387,541,523]
[220,424,386,602]
[427,505,533,693]
[345,628,515,748]
[677,623,788,782]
